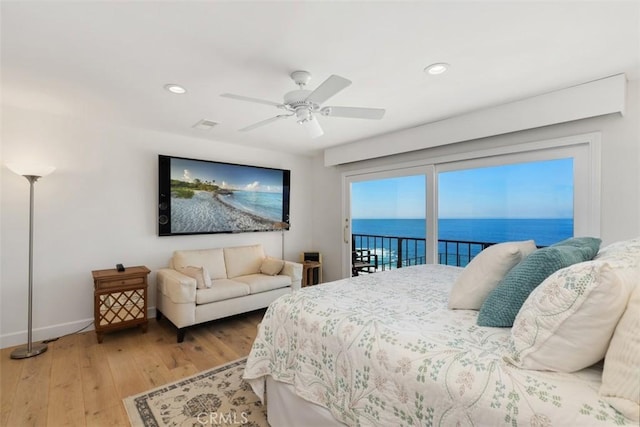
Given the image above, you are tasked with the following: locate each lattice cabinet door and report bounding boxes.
[92,266,150,343]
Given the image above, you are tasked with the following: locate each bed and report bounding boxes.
[244,239,639,426]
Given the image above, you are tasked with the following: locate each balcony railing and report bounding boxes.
[352,233,495,273]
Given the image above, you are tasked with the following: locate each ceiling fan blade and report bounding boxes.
[321,106,385,120]
[305,75,352,105]
[239,114,290,132]
[221,93,282,107]
[302,116,324,138]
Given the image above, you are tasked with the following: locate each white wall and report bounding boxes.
[312,79,640,283]
[3,80,638,348]
[0,106,314,347]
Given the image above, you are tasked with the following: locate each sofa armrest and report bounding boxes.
[282,261,303,291]
[157,268,197,303]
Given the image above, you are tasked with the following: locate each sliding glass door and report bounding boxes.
[437,158,574,266]
[344,167,429,277]
[341,133,599,277]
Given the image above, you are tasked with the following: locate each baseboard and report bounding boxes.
[0,307,157,349]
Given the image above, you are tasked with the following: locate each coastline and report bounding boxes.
[170,190,280,233]
[215,193,278,226]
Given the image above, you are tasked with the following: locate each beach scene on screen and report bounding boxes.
[169,158,286,233]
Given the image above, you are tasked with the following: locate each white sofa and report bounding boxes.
[156,244,302,342]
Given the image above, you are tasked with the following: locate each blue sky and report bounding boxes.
[352,175,426,219]
[171,157,285,192]
[352,158,574,219]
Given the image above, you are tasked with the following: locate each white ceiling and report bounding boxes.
[2,1,638,156]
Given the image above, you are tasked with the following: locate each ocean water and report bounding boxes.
[218,190,283,222]
[352,218,573,267]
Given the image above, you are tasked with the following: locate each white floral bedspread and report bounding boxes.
[244,264,630,426]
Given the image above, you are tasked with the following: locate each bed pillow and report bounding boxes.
[477,237,601,327]
[448,240,536,310]
[503,260,631,372]
[552,236,603,252]
[600,285,640,422]
[180,265,212,289]
[260,257,285,276]
[595,237,640,264]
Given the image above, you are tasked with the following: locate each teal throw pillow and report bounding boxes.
[551,236,602,253]
[477,238,601,327]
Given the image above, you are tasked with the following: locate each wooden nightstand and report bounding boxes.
[300,252,323,287]
[92,266,150,343]
[302,261,322,287]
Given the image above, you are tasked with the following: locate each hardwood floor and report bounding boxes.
[1,309,265,426]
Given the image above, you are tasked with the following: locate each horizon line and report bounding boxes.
[352,217,574,220]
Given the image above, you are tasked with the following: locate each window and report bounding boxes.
[351,175,426,272]
[342,133,600,276]
[438,158,574,266]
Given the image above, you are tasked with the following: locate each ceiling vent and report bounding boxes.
[192,119,218,130]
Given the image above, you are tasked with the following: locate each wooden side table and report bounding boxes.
[92,266,150,343]
[302,261,322,287]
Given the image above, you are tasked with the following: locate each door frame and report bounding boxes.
[342,166,433,278]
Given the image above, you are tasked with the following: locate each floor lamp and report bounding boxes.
[7,164,55,359]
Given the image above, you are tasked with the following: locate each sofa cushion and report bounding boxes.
[233,274,291,294]
[179,266,212,289]
[196,279,250,304]
[224,244,265,278]
[173,248,227,280]
[260,257,285,276]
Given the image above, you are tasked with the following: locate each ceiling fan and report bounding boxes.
[221,70,385,138]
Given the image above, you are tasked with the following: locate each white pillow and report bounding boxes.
[504,260,631,372]
[260,257,285,276]
[180,265,212,289]
[600,285,640,422]
[595,237,640,263]
[173,248,227,280]
[448,240,536,310]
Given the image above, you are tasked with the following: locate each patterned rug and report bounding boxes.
[123,358,268,427]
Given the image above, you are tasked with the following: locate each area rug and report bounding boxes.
[123,357,268,427]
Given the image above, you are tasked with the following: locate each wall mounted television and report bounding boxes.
[158,155,290,236]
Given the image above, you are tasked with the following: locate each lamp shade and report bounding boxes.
[6,163,56,178]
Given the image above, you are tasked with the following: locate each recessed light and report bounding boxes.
[164,84,187,94]
[424,63,450,75]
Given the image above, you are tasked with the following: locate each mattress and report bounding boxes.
[244,264,630,426]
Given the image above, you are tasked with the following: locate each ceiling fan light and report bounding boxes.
[303,115,324,138]
[295,108,311,123]
[222,70,383,136]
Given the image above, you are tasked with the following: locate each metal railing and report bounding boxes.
[437,239,494,266]
[352,233,495,272]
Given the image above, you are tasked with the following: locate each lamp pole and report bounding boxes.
[10,174,48,359]
[273,221,289,259]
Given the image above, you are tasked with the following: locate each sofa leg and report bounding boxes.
[177,328,186,343]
